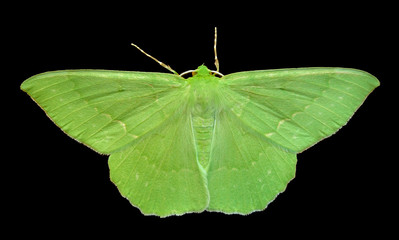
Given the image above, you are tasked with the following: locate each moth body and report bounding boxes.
[186,65,221,169]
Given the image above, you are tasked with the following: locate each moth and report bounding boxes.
[21,28,379,216]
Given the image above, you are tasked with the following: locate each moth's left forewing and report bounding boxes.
[21,70,188,154]
[219,68,379,153]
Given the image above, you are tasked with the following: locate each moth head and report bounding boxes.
[180,65,224,79]
[195,65,212,76]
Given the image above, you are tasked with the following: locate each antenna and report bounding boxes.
[131,43,178,75]
[214,27,220,72]
[132,28,222,76]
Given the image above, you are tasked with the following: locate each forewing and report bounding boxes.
[207,110,297,214]
[108,104,209,217]
[21,70,185,154]
[220,68,380,152]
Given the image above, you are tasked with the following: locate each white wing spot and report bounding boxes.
[129,134,139,139]
[113,120,127,133]
[292,112,301,118]
[277,119,288,129]
[101,113,112,120]
[265,132,275,137]
[135,173,139,180]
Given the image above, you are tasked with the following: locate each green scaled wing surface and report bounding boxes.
[21,70,188,154]
[21,70,209,216]
[21,66,379,216]
[206,67,379,213]
[220,68,380,152]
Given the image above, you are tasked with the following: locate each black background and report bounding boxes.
[8,1,395,237]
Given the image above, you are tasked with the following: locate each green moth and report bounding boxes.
[21,28,379,217]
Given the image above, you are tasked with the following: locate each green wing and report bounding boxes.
[21,70,209,216]
[206,67,379,214]
[21,67,379,216]
[21,70,185,154]
[207,109,297,214]
[109,103,209,216]
[220,68,380,153]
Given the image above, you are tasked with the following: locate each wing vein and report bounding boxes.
[221,90,300,149]
[46,86,172,113]
[85,91,183,144]
[256,137,285,191]
[224,113,256,207]
[143,113,183,208]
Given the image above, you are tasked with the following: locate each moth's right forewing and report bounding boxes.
[219,68,379,153]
